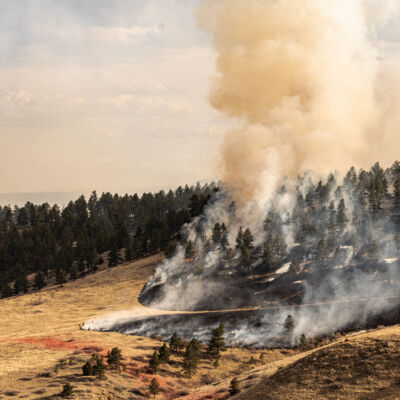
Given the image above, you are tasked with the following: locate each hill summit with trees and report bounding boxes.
[0,182,217,297]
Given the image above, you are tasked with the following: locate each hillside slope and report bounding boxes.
[0,255,288,399]
[231,326,400,400]
[2,252,400,399]
[0,255,162,398]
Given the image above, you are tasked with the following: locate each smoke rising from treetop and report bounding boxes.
[198,0,400,203]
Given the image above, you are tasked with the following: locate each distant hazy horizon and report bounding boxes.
[0,180,213,207]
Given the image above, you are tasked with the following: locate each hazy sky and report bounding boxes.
[0,0,226,195]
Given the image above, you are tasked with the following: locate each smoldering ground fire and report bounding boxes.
[86,1,400,347]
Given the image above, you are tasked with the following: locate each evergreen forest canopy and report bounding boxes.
[183,160,400,276]
[0,183,218,297]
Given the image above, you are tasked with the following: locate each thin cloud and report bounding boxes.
[90,25,162,43]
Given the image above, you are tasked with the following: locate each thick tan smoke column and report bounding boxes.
[198,0,398,203]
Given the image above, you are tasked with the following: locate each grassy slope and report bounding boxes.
[229,326,400,400]
[0,254,162,398]
[0,255,295,399]
[2,254,400,399]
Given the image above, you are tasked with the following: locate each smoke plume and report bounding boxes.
[198,0,400,203]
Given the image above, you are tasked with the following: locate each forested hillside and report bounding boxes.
[178,161,400,277]
[0,183,217,297]
[140,161,400,323]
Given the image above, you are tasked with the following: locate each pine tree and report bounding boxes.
[229,377,241,396]
[92,356,106,379]
[235,227,244,250]
[149,378,160,398]
[305,192,315,210]
[69,264,78,281]
[240,245,252,272]
[220,226,229,250]
[334,185,343,201]
[86,246,99,273]
[368,181,377,211]
[16,207,29,226]
[188,338,201,359]
[223,247,235,267]
[262,239,276,271]
[375,175,388,200]
[288,261,300,276]
[14,274,29,294]
[273,234,287,262]
[242,228,254,250]
[149,351,160,374]
[394,178,400,210]
[61,382,73,397]
[369,177,385,212]
[327,201,338,248]
[352,205,361,231]
[315,239,329,265]
[299,333,307,349]
[212,223,222,245]
[124,246,133,262]
[392,161,400,180]
[106,347,123,371]
[34,271,46,290]
[158,343,171,363]
[207,323,226,362]
[82,361,93,376]
[170,332,184,352]
[55,269,67,286]
[182,339,201,378]
[284,315,295,335]
[336,199,349,233]
[108,243,121,267]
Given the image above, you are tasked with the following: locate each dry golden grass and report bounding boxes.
[0,255,295,400]
[231,326,400,400]
[0,255,163,398]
